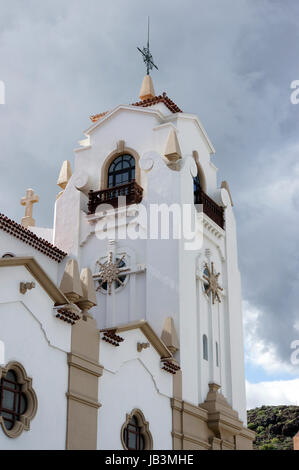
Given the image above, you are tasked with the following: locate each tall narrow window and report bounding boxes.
[123,416,144,450]
[203,334,208,361]
[193,174,201,203]
[216,341,219,367]
[108,154,135,188]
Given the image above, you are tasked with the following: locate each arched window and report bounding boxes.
[121,409,153,450]
[108,154,135,188]
[123,416,144,450]
[203,266,209,294]
[193,174,201,203]
[0,362,37,438]
[203,334,208,361]
[216,341,219,367]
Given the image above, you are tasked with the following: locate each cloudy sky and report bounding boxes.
[0,0,299,408]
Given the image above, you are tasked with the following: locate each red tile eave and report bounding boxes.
[89,92,183,123]
[0,213,67,263]
[90,111,108,123]
[131,93,183,114]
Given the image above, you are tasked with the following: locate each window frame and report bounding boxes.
[203,334,208,361]
[216,341,219,367]
[121,409,153,450]
[107,154,136,188]
[0,370,27,431]
[0,362,37,438]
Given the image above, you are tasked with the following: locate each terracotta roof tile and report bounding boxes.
[90,111,108,123]
[131,92,183,114]
[0,213,67,263]
[90,92,182,123]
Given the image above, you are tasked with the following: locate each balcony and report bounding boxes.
[194,188,225,230]
[88,180,143,214]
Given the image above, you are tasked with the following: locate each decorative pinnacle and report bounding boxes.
[137,17,158,75]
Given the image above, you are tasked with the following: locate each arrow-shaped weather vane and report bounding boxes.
[137,17,158,75]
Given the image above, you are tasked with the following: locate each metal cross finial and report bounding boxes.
[137,17,158,75]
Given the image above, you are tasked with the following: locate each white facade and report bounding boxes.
[0,233,70,449]
[53,98,247,423]
[0,83,249,449]
[98,328,172,450]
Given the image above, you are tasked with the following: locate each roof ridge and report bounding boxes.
[131,92,183,113]
[90,92,183,123]
[0,213,67,262]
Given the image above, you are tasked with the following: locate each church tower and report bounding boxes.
[51,61,254,448]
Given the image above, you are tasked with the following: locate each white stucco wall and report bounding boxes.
[98,328,173,450]
[0,264,70,449]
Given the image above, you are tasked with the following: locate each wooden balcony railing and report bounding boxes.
[194,188,225,229]
[88,180,143,214]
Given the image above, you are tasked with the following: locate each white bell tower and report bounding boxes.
[53,73,247,428]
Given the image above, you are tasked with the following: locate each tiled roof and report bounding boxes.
[0,213,67,263]
[90,92,182,123]
[90,111,108,123]
[131,92,183,114]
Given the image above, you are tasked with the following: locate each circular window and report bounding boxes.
[98,257,127,293]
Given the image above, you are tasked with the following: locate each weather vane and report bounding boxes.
[137,17,158,75]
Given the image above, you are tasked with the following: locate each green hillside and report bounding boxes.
[247,405,299,450]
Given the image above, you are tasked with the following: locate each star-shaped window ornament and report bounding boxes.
[203,262,223,304]
[94,252,129,295]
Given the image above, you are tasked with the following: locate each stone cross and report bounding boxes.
[20,188,39,228]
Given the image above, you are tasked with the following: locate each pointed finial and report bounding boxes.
[59,259,83,303]
[164,129,182,162]
[161,317,179,354]
[77,268,97,319]
[20,188,39,228]
[57,160,72,199]
[139,75,155,101]
[57,160,72,190]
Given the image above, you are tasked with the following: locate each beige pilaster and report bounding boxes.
[171,383,255,450]
[66,315,102,450]
[66,265,103,450]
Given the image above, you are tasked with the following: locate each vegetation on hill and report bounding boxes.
[247,405,299,450]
